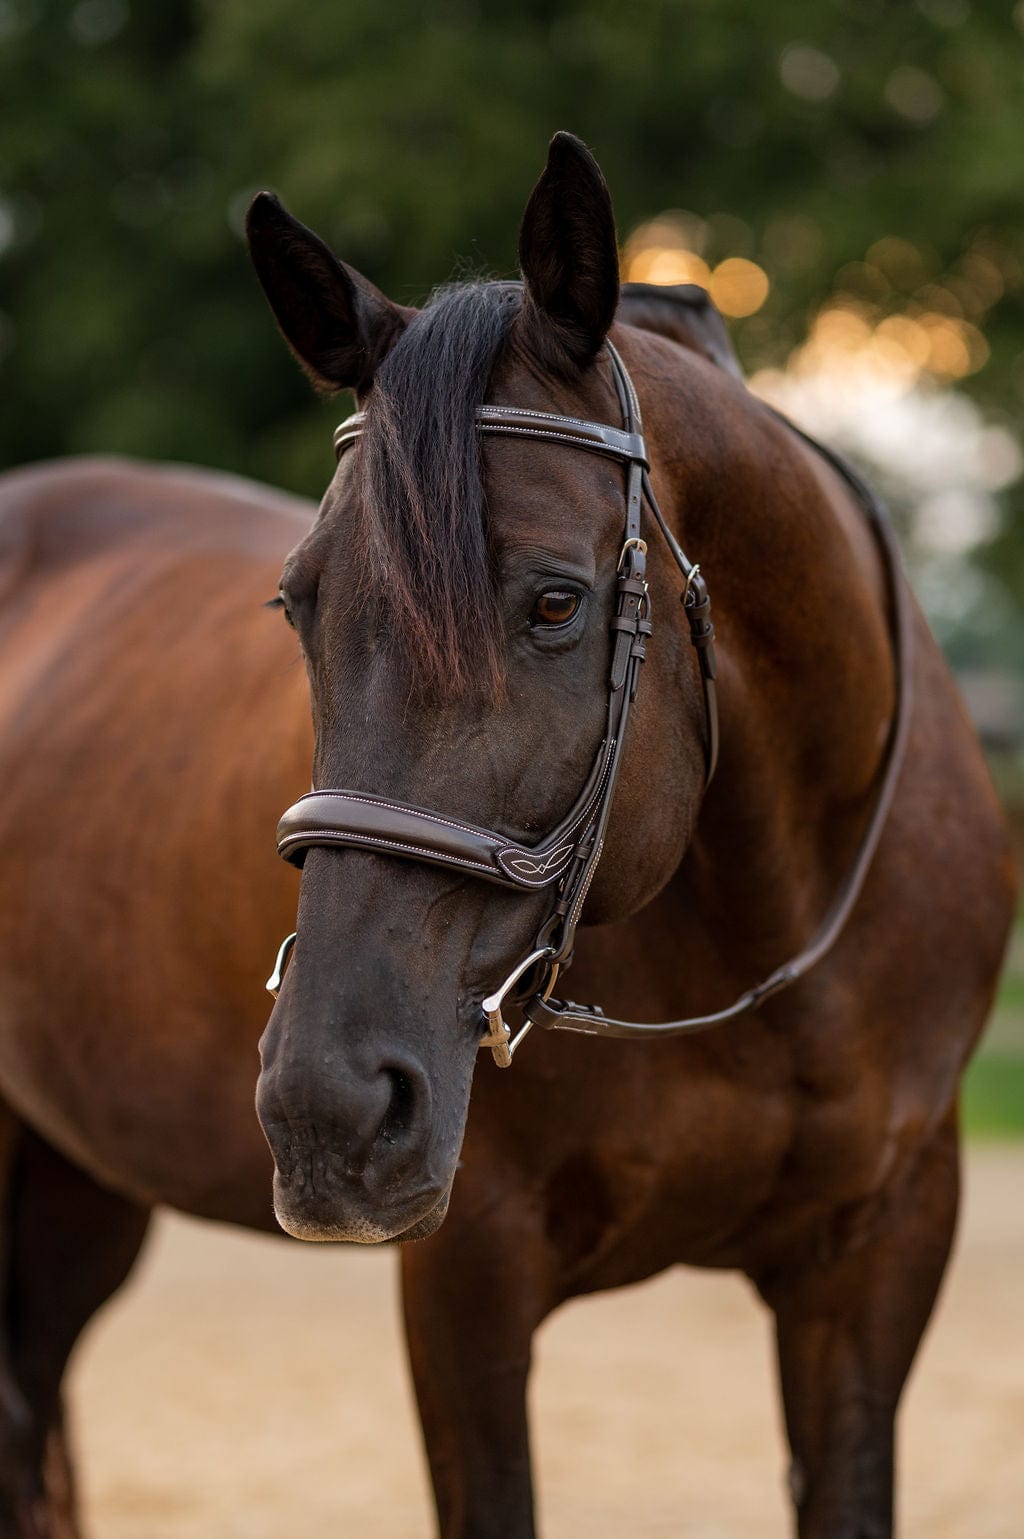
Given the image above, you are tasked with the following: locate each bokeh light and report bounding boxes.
[621,204,1023,678]
[623,218,770,317]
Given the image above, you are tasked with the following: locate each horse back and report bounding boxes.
[0,455,310,582]
[0,458,314,1216]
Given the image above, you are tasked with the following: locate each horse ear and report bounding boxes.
[518,133,620,373]
[246,192,410,395]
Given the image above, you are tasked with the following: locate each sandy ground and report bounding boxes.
[71,1145,1023,1539]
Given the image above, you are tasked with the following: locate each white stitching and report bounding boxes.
[493,852,570,887]
[568,839,604,930]
[478,423,643,459]
[482,426,607,448]
[335,411,645,463]
[505,842,574,875]
[337,408,628,439]
[279,831,497,876]
[478,405,619,434]
[296,791,495,842]
[279,830,566,890]
[495,858,572,887]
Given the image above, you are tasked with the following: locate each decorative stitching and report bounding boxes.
[568,839,604,930]
[478,405,625,435]
[505,842,574,876]
[279,830,499,878]
[334,410,647,466]
[494,844,575,886]
[294,790,496,843]
[477,423,645,463]
[493,858,571,889]
[278,829,571,892]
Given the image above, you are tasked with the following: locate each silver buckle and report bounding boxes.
[617,535,647,572]
[479,947,558,1068]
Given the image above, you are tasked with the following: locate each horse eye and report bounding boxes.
[269,593,296,629]
[530,589,581,628]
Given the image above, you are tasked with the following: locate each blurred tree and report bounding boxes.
[1,0,1021,646]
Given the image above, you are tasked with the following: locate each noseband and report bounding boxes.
[268,343,911,1068]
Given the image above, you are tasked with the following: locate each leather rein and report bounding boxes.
[267,343,912,1069]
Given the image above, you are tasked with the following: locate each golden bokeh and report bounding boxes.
[707,257,770,317]
[792,301,989,384]
[622,242,770,318]
[622,218,998,388]
[624,246,711,287]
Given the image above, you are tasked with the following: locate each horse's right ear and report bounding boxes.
[246,193,410,395]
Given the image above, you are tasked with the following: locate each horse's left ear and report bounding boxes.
[246,192,411,395]
[518,132,620,373]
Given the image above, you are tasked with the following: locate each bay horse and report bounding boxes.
[0,132,1014,1539]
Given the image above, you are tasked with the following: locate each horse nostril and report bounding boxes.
[377,1064,423,1146]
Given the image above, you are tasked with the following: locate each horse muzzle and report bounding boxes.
[256,1010,464,1243]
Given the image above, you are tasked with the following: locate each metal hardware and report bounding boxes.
[617,536,647,572]
[266,931,297,998]
[479,947,558,1068]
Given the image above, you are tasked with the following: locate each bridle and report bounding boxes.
[266,341,912,1068]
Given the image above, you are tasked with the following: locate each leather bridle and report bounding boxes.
[267,342,911,1069]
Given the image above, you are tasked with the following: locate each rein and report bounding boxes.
[267,344,911,1068]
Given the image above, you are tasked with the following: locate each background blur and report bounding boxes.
[2,0,1021,1130]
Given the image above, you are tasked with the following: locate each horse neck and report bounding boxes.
[653,367,898,976]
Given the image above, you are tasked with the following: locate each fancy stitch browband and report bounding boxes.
[267,343,912,1068]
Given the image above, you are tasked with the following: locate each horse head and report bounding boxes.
[248,135,714,1242]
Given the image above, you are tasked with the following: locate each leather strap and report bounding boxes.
[278,734,617,890]
[334,406,648,469]
[526,416,912,1040]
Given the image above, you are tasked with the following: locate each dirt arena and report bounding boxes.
[72,1145,1023,1538]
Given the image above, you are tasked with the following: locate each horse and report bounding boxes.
[0,132,1014,1539]
[0,265,742,1537]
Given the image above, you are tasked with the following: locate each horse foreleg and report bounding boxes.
[757,1110,960,1539]
[401,1192,551,1539]
[0,1123,150,1539]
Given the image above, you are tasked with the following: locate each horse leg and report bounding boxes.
[0,1119,151,1539]
[401,1196,550,1539]
[757,1111,960,1539]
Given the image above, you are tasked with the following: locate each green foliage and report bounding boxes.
[1,0,1023,530]
[966,922,1024,1138]
[963,1055,1024,1137]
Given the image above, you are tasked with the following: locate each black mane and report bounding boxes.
[358,280,523,698]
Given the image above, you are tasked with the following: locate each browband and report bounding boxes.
[333,406,649,469]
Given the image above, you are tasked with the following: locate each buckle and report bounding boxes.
[617,536,648,574]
